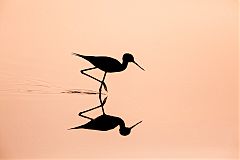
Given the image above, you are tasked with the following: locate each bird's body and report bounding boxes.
[69,113,142,136]
[76,55,127,73]
[69,114,124,131]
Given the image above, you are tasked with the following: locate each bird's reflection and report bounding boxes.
[69,97,142,136]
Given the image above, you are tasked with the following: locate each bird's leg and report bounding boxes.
[78,114,93,120]
[79,106,100,120]
[78,97,108,119]
[80,67,108,92]
[99,72,107,114]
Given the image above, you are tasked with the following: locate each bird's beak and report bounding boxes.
[130,121,142,129]
[134,61,145,71]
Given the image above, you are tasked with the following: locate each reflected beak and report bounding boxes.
[130,121,142,129]
[133,61,145,71]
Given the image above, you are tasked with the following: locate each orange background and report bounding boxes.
[0,0,238,159]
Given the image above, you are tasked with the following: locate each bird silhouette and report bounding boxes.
[69,114,142,136]
[72,53,145,93]
[69,97,142,136]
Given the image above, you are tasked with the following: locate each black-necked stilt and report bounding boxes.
[72,53,145,93]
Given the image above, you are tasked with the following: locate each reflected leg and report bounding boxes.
[99,72,107,114]
[79,97,108,119]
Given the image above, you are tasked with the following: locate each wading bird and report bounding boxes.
[72,53,145,93]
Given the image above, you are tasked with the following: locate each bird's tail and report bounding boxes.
[72,52,85,58]
[68,125,84,130]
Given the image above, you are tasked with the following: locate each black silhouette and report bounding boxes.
[69,97,142,136]
[72,53,145,93]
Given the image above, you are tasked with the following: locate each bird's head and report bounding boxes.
[123,53,134,62]
[123,53,145,71]
[119,121,142,136]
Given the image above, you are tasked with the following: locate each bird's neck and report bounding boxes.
[117,117,126,129]
[121,60,129,71]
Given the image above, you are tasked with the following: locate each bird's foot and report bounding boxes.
[78,112,83,116]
